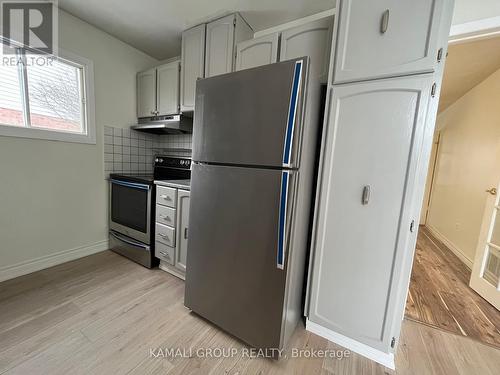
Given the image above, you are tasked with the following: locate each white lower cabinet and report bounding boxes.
[307,76,434,363]
[155,185,190,279]
[175,190,190,273]
[156,241,174,265]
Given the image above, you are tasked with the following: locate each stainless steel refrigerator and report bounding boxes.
[185,57,322,351]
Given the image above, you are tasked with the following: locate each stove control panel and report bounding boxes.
[154,156,191,170]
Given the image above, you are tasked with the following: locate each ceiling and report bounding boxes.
[439,36,500,112]
[58,0,336,60]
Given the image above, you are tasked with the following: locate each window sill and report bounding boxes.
[0,124,96,144]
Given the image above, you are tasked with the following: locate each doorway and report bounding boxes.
[405,35,500,349]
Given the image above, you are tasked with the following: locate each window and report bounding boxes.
[0,39,95,143]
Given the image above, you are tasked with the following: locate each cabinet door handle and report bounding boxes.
[184,228,188,239]
[380,9,390,34]
[159,214,171,221]
[161,234,170,241]
[159,251,170,258]
[160,195,172,201]
[362,185,371,205]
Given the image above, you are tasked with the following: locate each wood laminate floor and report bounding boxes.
[405,226,500,349]
[0,250,499,375]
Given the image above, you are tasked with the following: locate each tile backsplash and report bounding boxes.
[104,126,192,177]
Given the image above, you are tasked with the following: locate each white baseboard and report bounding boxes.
[424,225,473,269]
[0,240,109,283]
[306,319,395,370]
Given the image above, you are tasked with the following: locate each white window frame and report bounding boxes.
[0,45,96,144]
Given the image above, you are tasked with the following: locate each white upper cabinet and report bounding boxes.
[205,13,253,78]
[333,0,446,83]
[205,15,236,77]
[137,68,156,118]
[181,24,206,112]
[308,75,433,354]
[157,60,180,116]
[235,33,279,71]
[280,17,333,82]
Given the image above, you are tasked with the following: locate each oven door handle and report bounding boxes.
[110,179,151,191]
[110,231,150,251]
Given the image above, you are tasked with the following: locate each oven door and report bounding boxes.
[109,179,151,244]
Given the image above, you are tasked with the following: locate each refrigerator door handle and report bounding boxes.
[277,170,296,269]
[282,60,304,168]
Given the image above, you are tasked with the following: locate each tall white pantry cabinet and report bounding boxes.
[306,0,455,369]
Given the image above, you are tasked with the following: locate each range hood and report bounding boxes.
[131,114,192,134]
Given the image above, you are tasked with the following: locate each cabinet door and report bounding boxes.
[307,76,433,354]
[137,68,156,118]
[175,189,190,273]
[235,33,279,71]
[157,60,180,116]
[205,14,235,78]
[181,24,206,111]
[333,0,446,83]
[280,17,332,82]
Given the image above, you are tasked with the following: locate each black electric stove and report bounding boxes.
[109,156,191,268]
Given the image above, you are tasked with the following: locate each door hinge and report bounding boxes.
[431,83,437,98]
[437,48,444,63]
[410,220,415,233]
[391,337,396,348]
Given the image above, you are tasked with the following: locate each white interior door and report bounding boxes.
[470,144,500,310]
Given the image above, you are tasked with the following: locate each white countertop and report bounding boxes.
[154,179,191,190]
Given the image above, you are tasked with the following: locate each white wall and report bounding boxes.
[452,0,500,25]
[0,10,157,279]
[426,67,500,266]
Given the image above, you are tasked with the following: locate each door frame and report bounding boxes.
[469,142,500,310]
[420,131,441,225]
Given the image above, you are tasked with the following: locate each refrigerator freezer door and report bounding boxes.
[193,58,307,169]
[185,163,296,349]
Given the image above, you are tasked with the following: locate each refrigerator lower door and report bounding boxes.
[193,58,308,169]
[185,163,296,350]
